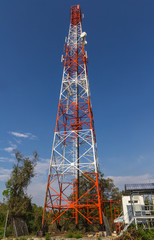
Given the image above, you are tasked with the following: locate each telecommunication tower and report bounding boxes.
[42,5,103,228]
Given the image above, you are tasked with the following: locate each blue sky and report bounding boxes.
[0,0,154,205]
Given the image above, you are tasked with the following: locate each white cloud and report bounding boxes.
[27,133,37,140]
[0,157,8,162]
[28,181,47,206]
[13,138,22,144]
[4,143,17,153]
[108,174,154,189]
[0,174,10,181]
[0,156,15,163]
[10,153,15,157]
[9,158,16,163]
[10,132,29,138]
[35,158,50,175]
[0,167,11,181]
[9,131,37,140]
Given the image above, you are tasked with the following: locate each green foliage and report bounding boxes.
[0,202,7,227]
[118,227,154,240]
[27,203,43,232]
[137,227,154,240]
[1,151,40,237]
[5,224,14,237]
[100,172,122,201]
[67,232,73,238]
[66,232,82,239]
[20,237,27,240]
[0,226,4,238]
[3,151,38,217]
[74,233,82,238]
[45,233,51,240]
[1,154,122,235]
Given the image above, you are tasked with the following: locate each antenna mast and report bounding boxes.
[42,5,103,228]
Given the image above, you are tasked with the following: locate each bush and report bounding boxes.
[45,233,51,240]
[6,224,14,237]
[118,227,154,240]
[74,233,82,239]
[67,232,73,238]
[148,229,154,238]
[0,226,4,238]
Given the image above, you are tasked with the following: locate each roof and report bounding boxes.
[125,183,154,194]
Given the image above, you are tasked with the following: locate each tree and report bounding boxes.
[0,202,8,237]
[3,151,38,217]
[101,173,122,201]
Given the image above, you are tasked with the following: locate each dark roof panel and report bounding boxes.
[125,183,154,194]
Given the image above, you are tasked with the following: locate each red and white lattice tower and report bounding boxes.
[42,5,103,228]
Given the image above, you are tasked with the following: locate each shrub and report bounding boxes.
[45,233,51,240]
[20,237,27,240]
[0,227,4,238]
[117,227,154,240]
[67,232,73,238]
[74,233,82,239]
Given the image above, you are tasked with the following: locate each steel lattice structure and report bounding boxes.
[42,5,103,228]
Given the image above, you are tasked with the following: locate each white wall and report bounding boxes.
[122,195,144,224]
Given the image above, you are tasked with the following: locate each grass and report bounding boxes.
[67,232,82,239]
[74,233,82,239]
[67,232,73,238]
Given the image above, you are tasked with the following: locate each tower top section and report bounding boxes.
[71,5,81,25]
